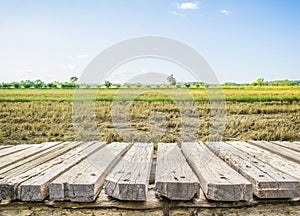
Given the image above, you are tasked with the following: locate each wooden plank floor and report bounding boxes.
[205,142,300,198]
[0,141,299,204]
[181,142,253,201]
[155,143,200,200]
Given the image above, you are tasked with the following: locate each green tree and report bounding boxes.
[70,76,78,83]
[104,80,112,88]
[134,83,142,88]
[34,80,44,89]
[123,83,131,88]
[167,74,176,86]
[256,78,265,86]
[184,83,191,88]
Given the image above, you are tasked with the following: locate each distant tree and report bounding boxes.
[115,84,121,88]
[104,80,112,88]
[12,82,20,89]
[256,78,265,86]
[21,80,34,89]
[134,83,142,88]
[123,83,131,88]
[70,76,78,83]
[167,74,176,86]
[184,83,191,88]
[33,80,44,89]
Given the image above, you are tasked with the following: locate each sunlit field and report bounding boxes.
[0,86,299,102]
[0,86,299,145]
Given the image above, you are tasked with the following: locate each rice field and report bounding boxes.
[0,86,299,102]
[0,87,299,145]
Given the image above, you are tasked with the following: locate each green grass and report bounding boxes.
[0,86,299,102]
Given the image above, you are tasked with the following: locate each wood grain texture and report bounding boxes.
[0,145,12,150]
[49,142,130,202]
[0,142,82,200]
[155,143,200,200]
[18,142,105,201]
[0,142,61,170]
[0,142,78,177]
[181,142,253,201]
[0,144,35,159]
[205,142,300,198]
[227,141,300,181]
[104,143,153,201]
[248,141,300,164]
[0,142,95,200]
[271,141,300,153]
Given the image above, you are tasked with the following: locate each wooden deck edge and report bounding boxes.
[1,190,299,210]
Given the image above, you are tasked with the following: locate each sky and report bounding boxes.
[0,0,300,84]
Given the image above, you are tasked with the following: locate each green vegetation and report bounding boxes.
[1,76,299,90]
[0,86,299,102]
[1,77,299,145]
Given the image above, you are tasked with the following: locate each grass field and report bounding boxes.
[0,86,299,145]
[0,86,300,102]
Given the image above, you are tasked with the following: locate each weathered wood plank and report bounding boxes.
[155,143,200,200]
[0,144,35,158]
[0,142,82,200]
[18,142,106,201]
[248,141,300,164]
[149,158,157,185]
[0,145,12,151]
[205,142,300,198]
[271,141,300,153]
[227,141,300,181]
[181,142,252,201]
[49,142,131,202]
[0,142,61,170]
[0,142,79,177]
[0,142,96,200]
[104,143,153,201]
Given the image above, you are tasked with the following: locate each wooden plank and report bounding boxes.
[155,143,200,200]
[227,141,300,181]
[0,142,79,177]
[0,144,35,158]
[0,141,98,200]
[0,145,12,151]
[205,142,300,198]
[0,141,82,200]
[49,142,131,202]
[248,141,300,164]
[104,143,153,201]
[0,142,61,170]
[181,142,252,201]
[18,142,106,201]
[271,141,300,153]
[149,158,157,185]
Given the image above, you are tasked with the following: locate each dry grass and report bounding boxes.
[0,101,299,145]
[0,86,299,102]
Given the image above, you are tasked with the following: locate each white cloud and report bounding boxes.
[63,64,76,70]
[220,9,231,15]
[169,10,186,17]
[77,54,89,59]
[178,2,199,10]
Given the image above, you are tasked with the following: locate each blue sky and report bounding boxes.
[0,0,299,83]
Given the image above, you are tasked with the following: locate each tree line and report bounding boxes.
[1,75,299,89]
